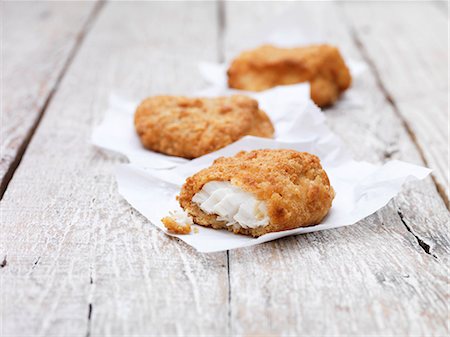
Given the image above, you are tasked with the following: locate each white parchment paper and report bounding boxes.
[115,135,430,253]
[92,84,320,169]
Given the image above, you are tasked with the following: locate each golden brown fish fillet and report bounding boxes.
[178,149,334,237]
[134,95,274,159]
[227,44,352,107]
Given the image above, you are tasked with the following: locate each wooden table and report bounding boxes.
[1,2,448,336]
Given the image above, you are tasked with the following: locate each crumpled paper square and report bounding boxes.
[114,136,430,253]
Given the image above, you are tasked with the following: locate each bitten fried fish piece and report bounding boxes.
[134,95,274,159]
[178,149,335,237]
[227,44,352,107]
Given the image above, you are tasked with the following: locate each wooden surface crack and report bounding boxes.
[0,0,106,200]
[219,2,231,334]
[226,250,232,335]
[24,256,41,277]
[397,210,438,259]
[32,257,41,268]
[85,270,94,337]
[85,303,93,337]
[0,255,7,268]
[349,27,449,211]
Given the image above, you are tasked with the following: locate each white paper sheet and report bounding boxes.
[115,135,431,253]
[92,84,323,169]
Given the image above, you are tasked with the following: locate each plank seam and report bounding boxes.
[349,27,449,211]
[338,3,449,259]
[0,0,106,200]
[219,2,232,334]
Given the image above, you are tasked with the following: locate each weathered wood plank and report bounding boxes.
[0,1,99,197]
[0,2,228,336]
[342,1,449,206]
[224,2,449,335]
[2,2,449,336]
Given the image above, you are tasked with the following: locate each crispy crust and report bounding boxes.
[162,216,191,234]
[227,44,352,107]
[134,95,274,159]
[178,149,335,237]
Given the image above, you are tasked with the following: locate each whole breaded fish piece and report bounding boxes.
[178,149,334,237]
[134,95,274,159]
[227,44,352,107]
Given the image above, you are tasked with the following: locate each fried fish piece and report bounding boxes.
[227,44,352,107]
[178,149,334,237]
[134,95,274,159]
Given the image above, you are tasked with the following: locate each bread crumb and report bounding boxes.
[193,227,199,234]
[162,216,191,234]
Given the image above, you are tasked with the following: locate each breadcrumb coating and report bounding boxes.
[134,95,274,159]
[227,44,352,107]
[162,216,192,234]
[178,149,335,237]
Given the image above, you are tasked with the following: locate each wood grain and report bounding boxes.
[0,1,99,197]
[1,1,449,336]
[342,1,449,206]
[1,2,228,336]
[224,2,449,335]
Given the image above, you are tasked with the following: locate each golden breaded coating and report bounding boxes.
[227,44,352,107]
[162,216,191,234]
[134,95,274,159]
[178,149,335,237]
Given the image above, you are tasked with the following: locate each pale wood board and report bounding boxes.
[224,2,449,335]
[0,1,98,195]
[342,2,449,205]
[1,2,228,336]
[1,1,449,336]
